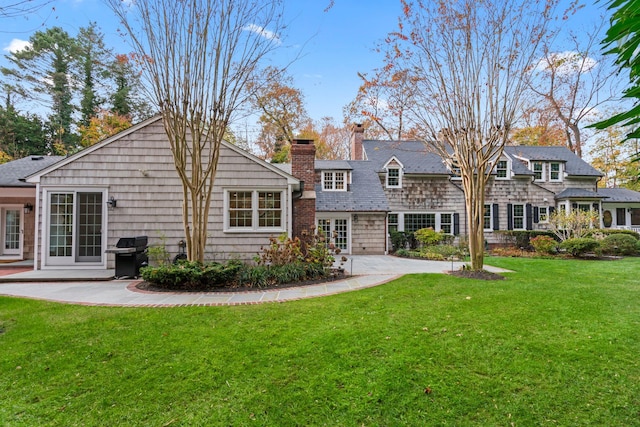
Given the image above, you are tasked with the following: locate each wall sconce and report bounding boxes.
[23,203,33,214]
[106,196,117,209]
[352,214,358,222]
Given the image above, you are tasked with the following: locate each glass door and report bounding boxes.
[76,193,103,262]
[46,191,104,266]
[1,208,22,256]
[317,217,350,253]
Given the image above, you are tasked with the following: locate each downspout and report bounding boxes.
[291,181,304,238]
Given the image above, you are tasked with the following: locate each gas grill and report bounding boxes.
[106,236,149,279]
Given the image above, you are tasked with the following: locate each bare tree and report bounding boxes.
[106,0,284,262]
[387,0,561,270]
[528,21,620,158]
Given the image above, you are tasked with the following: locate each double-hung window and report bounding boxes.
[496,160,508,179]
[513,204,525,229]
[483,204,492,230]
[549,162,562,181]
[323,171,346,191]
[227,190,284,231]
[532,162,544,181]
[538,206,548,223]
[387,167,401,187]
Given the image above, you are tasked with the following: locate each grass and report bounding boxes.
[1,257,639,426]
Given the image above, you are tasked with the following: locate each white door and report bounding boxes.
[1,207,22,257]
[317,217,350,254]
[46,191,104,266]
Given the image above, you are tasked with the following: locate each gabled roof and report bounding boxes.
[505,146,603,177]
[598,188,640,203]
[555,188,605,200]
[362,140,450,174]
[25,115,299,186]
[316,161,389,212]
[0,155,65,187]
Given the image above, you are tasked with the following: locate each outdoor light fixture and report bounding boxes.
[107,196,117,209]
[23,203,33,213]
[353,214,359,222]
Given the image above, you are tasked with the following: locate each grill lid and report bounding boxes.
[116,236,148,248]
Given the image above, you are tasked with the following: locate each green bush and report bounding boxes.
[141,260,242,290]
[395,248,410,257]
[414,228,443,246]
[559,238,600,257]
[588,228,640,240]
[496,230,557,249]
[599,234,638,256]
[530,235,557,255]
[420,244,464,259]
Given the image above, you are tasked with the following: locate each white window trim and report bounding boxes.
[531,161,545,182]
[512,204,525,230]
[316,214,351,254]
[322,171,347,192]
[538,206,549,223]
[549,162,563,182]
[224,189,287,233]
[483,204,493,231]
[394,212,455,235]
[383,157,404,188]
[495,159,510,180]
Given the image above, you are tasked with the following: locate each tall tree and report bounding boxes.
[248,66,308,162]
[345,69,418,140]
[78,109,132,148]
[109,54,153,122]
[77,23,110,127]
[106,0,285,262]
[528,21,620,158]
[1,27,78,153]
[385,0,560,271]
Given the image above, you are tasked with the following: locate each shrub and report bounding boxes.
[414,228,443,246]
[395,248,411,258]
[588,228,640,240]
[530,235,557,255]
[559,238,600,257]
[599,234,638,256]
[390,231,417,252]
[141,260,242,290]
[495,230,557,249]
[420,244,464,259]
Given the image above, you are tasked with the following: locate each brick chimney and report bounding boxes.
[291,139,316,239]
[350,123,364,160]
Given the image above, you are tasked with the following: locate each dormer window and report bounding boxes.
[323,171,346,191]
[549,162,562,181]
[387,167,401,187]
[496,160,508,179]
[532,161,544,181]
[384,157,403,188]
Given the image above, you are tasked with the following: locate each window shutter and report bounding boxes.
[533,206,539,223]
[453,213,460,235]
[592,203,599,211]
[549,206,555,216]
[493,203,499,230]
[507,203,513,230]
[572,203,578,210]
[526,203,533,230]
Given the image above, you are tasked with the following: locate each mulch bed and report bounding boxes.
[447,269,506,280]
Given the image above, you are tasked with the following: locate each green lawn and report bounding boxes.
[1,257,639,426]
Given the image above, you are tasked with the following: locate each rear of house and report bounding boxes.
[26,116,300,270]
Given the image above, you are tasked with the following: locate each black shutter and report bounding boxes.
[526,203,533,230]
[572,203,578,210]
[592,203,599,211]
[549,206,555,216]
[507,203,513,230]
[453,213,460,235]
[493,203,499,230]
[533,206,539,224]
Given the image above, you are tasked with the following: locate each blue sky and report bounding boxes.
[0,0,617,130]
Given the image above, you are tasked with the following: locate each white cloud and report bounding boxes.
[3,39,31,53]
[243,24,281,45]
[535,51,598,76]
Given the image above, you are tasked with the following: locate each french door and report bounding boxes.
[46,191,104,266]
[317,217,350,254]
[0,207,22,258]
